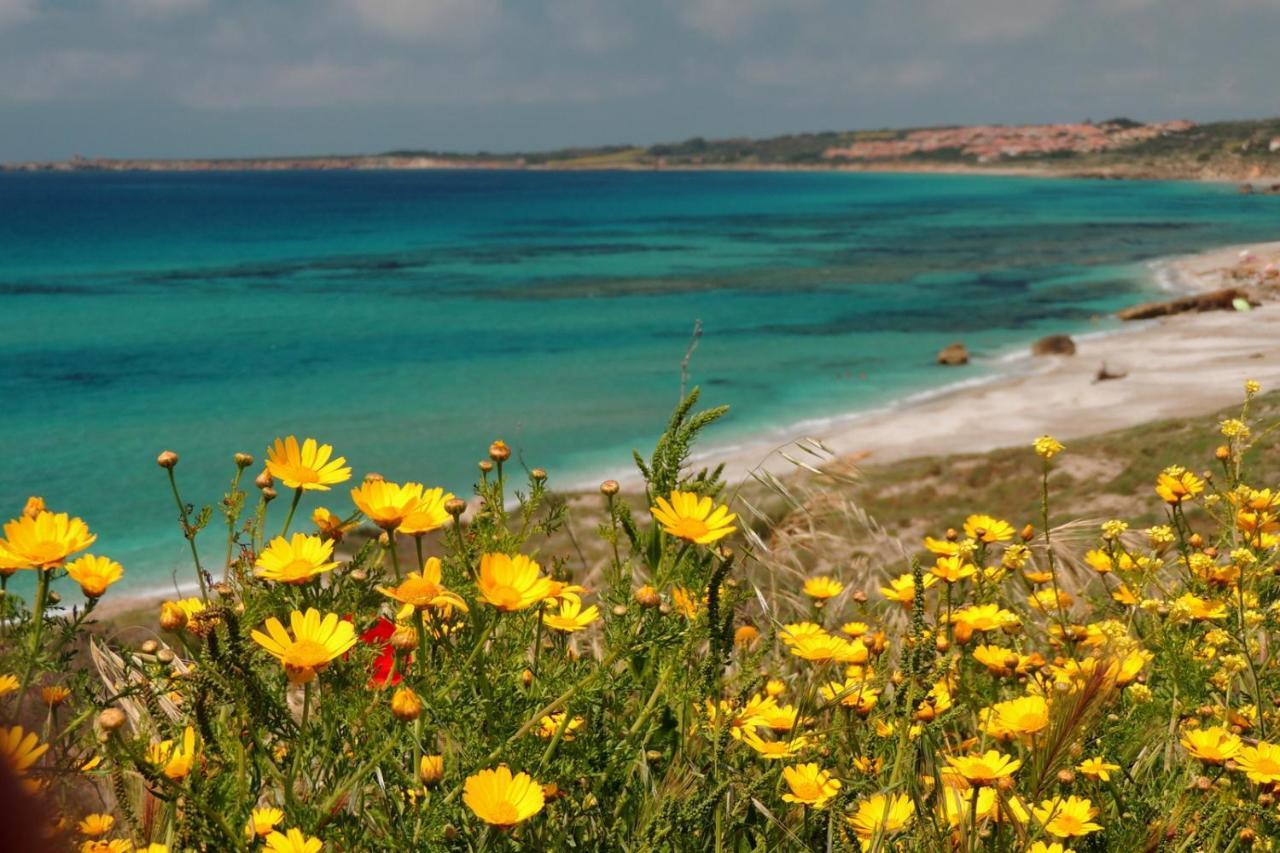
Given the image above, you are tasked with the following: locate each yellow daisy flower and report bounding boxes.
[0,510,96,571]
[476,553,552,612]
[397,486,455,536]
[251,608,358,685]
[649,490,737,544]
[350,480,426,530]
[1233,741,1280,784]
[245,806,285,840]
[802,575,844,600]
[65,554,124,598]
[263,827,324,853]
[846,793,915,850]
[255,533,339,584]
[944,750,1022,787]
[1180,726,1241,764]
[542,594,600,633]
[1077,757,1119,782]
[265,436,351,491]
[462,765,546,827]
[78,814,114,838]
[781,762,841,808]
[1,725,49,774]
[147,725,197,781]
[378,557,469,613]
[1033,795,1102,838]
[963,514,1014,543]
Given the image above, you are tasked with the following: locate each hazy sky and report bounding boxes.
[2,0,1278,161]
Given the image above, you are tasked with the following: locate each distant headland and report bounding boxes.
[8,116,1280,184]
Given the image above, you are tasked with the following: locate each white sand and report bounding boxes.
[694,240,1280,480]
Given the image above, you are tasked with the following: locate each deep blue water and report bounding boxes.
[3,169,1280,590]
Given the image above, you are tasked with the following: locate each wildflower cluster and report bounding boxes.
[4,383,1280,850]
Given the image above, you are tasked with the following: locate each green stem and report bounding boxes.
[281,487,303,538]
[15,569,50,717]
[167,467,208,601]
[386,529,402,581]
[224,466,246,582]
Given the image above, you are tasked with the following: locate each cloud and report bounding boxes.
[111,0,207,14]
[0,0,34,27]
[182,59,404,109]
[677,0,820,40]
[739,56,948,93]
[333,0,501,41]
[546,0,629,53]
[928,0,1065,43]
[3,50,143,102]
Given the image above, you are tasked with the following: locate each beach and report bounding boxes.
[695,239,1280,480]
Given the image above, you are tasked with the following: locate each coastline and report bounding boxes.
[89,238,1280,618]
[685,239,1280,485]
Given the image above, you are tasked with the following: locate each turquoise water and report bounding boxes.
[4,169,1280,591]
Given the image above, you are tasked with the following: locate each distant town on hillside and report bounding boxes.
[9,116,1280,183]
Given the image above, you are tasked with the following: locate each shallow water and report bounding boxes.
[3,169,1279,590]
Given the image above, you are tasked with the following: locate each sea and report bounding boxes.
[3,168,1280,593]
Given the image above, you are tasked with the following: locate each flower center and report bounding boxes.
[283,639,332,669]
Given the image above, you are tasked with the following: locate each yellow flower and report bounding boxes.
[476,553,553,612]
[0,510,96,571]
[536,712,585,741]
[944,750,1021,786]
[1233,741,1280,784]
[80,842,133,853]
[263,827,324,853]
[41,685,71,707]
[650,490,737,544]
[781,763,841,808]
[255,534,339,584]
[462,765,546,827]
[378,558,469,613]
[880,572,938,606]
[542,594,600,633]
[350,480,427,530]
[931,555,977,583]
[312,507,353,540]
[802,575,843,599]
[420,754,445,785]
[1034,435,1064,459]
[846,793,915,850]
[840,622,869,638]
[671,586,700,618]
[923,535,961,555]
[65,554,124,598]
[265,436,351,491]
[951,604,1018,643]
[1033,795,1102,838]
[147,726,197,781]
[1180,726,1241,764]
[1155,467,1204,505]
[22,496,45,518]
[784,629,868,664]
[1,725,49,774]
[245,806,284,840]
[78,814,114,838]
[1077,757,1119,782]
[397,486,455,536]
[964,514,1014,543]
[820,678,879,714]
[741,730,810,759]
[1175,593,1228,621]
[251,609,358,685]
[0,674,17,696]
[983,695,1049,740]
[1025,844,1069,853]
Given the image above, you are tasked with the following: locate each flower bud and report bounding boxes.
[521,669,534,688]
[611,604,627,617]
[1020,524,1034,541]
[442,825,458,841]
[419,754,444,785]
[349,569,368,582]
[254,470,273,490]
[140,640,159,654]
[156,451,179,469]
[1216,445,1231,461]
[478,460,494,473]
[390,626,418,652]
[156,649,175,664]
[98,708,127,733]
[212,582,234,598]
[945,528,958,541]
[390,688,422,722]
[530,468,547,482]
[1056,769,1075,785]
[159,602,187,632]
[489,440,511,462]
[445,499,467,517]
[634,585,660,608]
[262,487,278,502]
[600,479,620,496]
[734,625,760,648]
[851,590,868,604]
[364,472,384,483]
[234,453,254,469]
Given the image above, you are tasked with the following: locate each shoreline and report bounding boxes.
[90,237,1280,618]
[685,239,1280,484]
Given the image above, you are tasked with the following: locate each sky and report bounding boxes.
[2,0,1279,161]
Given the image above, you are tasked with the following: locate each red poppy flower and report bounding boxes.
[360,616,406,688]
